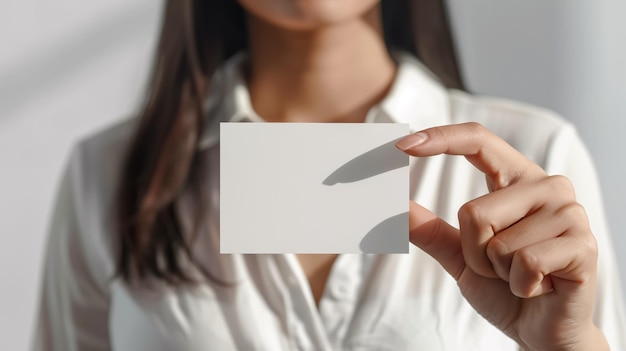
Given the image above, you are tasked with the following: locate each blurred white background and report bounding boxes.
[0,1,624,350]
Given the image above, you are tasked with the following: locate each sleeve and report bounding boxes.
[32,147,111,351]
[544,124,626,350]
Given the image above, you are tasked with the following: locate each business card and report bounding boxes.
[220,122,409,254]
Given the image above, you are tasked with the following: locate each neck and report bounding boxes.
[246,6,396,123]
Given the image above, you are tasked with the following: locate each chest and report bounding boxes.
[107,254,516,351]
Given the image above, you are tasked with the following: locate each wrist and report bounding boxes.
[519,324,609,351]
[577,325,609,351]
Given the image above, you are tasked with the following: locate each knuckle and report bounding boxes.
[486,237,510,260]
[463,122,489,142]
[558,203,590,228]
[486,237,511,279]
[458,201,498,278]
[464,122,487,135]
[570,235,598,279]
[430,126,446,138]
[579,234,598,260]
[458,201,488,229]
[514,248,541,274]
[510,249,543,298]
[545,175,576,199]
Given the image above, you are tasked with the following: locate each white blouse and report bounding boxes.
[33,53,626,350]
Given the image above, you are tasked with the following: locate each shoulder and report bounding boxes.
[70,115,138,198]
[39,118,139,321]
[448,89,577,168]
[62,117,138,252]
[74,117,138,166]
[69,117,137,197]
[448,89,571,138]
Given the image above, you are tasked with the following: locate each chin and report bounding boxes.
[238,0,380,30]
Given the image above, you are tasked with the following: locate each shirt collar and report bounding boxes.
[198,51,451,150]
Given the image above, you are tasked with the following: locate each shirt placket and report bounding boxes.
[317,254,365,349]
[274,254,332,350]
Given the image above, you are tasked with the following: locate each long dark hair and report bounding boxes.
[116,0,465,284]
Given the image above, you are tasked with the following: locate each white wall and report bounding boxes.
[1,1,624,350]
[0,1,162,350]
[448,0,626,306]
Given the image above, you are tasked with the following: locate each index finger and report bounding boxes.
[395,122,545,189]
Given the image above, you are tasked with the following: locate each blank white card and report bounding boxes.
[220,123,409,254]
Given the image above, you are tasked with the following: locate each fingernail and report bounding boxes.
[395,132,428,151]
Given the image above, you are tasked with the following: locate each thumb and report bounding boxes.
[409,201,465,280]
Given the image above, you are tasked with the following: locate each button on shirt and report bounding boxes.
[33,52,626,350]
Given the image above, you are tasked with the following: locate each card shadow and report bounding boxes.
[360,212,409,253]
[322,138,407,185]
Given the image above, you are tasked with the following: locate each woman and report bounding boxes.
[34,0,626,350]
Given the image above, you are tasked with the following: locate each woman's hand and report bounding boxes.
[396,122,609,351]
